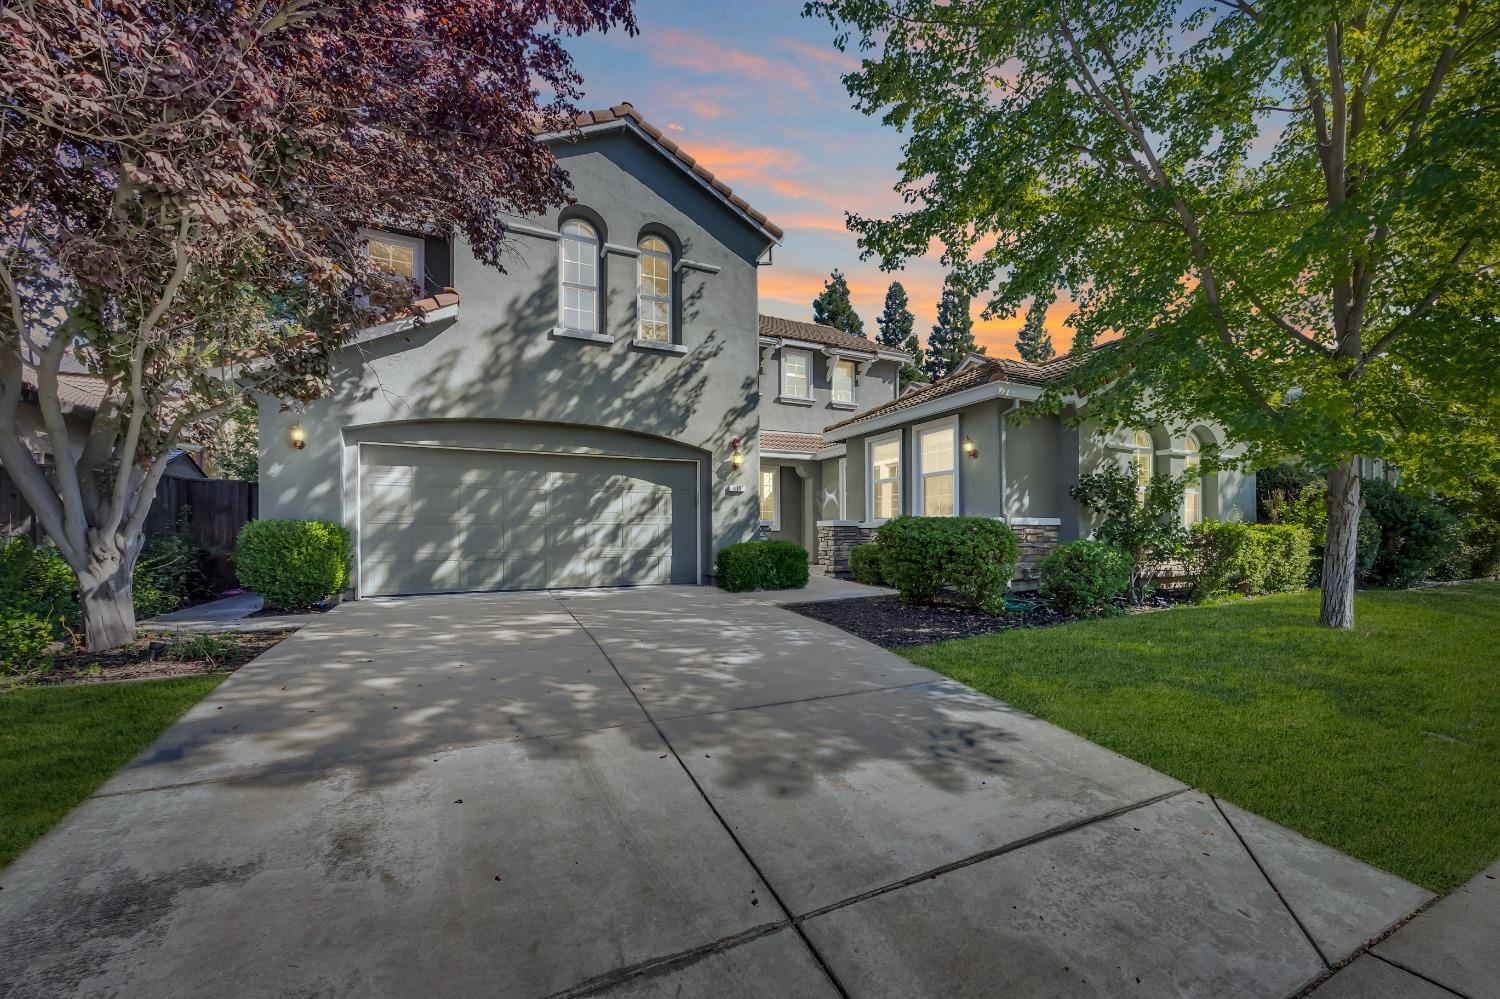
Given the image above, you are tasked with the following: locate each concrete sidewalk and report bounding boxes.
[0,585,1442,998]
[141,591,321,633]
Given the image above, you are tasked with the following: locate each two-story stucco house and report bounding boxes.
[259,102,1252,597]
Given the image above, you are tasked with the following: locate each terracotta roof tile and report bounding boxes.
[760,431,828,455]
[758,314,911,359]
[558,104,783,242]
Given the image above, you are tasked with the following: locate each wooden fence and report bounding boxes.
[1,467,257,588]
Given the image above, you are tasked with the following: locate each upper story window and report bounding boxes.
[363,229,425,287]
[559,219,599,333]
[781,348,812,399]
[1129,430,1154,504]
[869,431,902,522]
[832,359,857,404]
[1182,433,1202,526]
[915,418,958,516]
[637,236,672,342]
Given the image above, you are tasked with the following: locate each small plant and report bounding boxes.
[0,536,80,641]
[1039,539,1132,615]
[236,519,352,610]
[716,540,809,592]
[1070,462,1195,603]
[0,609,55,676]
[848,544,883,586]
[165,631,245,665]
[874,517,1019,613]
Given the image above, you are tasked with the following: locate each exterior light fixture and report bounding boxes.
[962,436,978,459]
[290,423,306,450]
[730,436,745,469]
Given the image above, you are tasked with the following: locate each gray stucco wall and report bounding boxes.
[758,351,901,436]
[259,127,773,579]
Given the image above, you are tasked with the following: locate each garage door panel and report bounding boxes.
[359,445,696,596]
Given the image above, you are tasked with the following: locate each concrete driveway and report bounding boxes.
[0,586,1431,998]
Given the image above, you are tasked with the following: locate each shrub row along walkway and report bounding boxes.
[0,586,1434,997]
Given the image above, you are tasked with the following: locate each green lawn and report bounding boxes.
[905,581,1500,894]
[0,676,224,868]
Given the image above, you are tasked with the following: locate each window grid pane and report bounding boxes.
[923,473,955,516]
[871,437,901,520]
[760,469,777,523]
[637,238,673,342]
[560,221,599,333]
[784,352,810,397]
[832,361,855,403]
[920,428,954,474]
[369,240,416,279]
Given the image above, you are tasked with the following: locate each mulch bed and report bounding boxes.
[787,592,1188,649]
[21,630,295,686]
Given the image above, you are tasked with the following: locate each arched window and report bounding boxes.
[1130,430,1153,504]
[637,236,672,342]
[559,219,599,333]
[1182,433,1202,525]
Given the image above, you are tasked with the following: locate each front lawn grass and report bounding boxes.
[0,675,225,868]
[904,581,1500,893]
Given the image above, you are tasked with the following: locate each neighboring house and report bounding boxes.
[256,101,1257,598]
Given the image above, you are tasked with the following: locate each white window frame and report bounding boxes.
[781,347,813,400]
[759,466,780,531]
[866,429,903,524]
[831,358,857,405]
[1182,433,1203,526]
[1129,429,1154,504]
[913,416,961,517]
[559,219,600,334]
[637,236,672,342]
[361,228,425,287]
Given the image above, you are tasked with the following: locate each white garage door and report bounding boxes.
[358,444,697,596]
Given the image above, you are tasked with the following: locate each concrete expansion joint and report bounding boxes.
[1210,794,1333,971]
[538,920,791,999]
[1368,952,1472,999]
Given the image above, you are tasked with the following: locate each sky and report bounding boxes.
[565,0,1070,360]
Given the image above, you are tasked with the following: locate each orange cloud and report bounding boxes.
[686,142,822,201]
[973,297,1077,359]
[647,28,818,99]
[777,37,861,75]
[776,212,852,234]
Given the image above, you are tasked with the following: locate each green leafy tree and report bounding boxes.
[923,277,983,381]
[811,269,866,336]
[206,403,260,481]
[875,281,926,383]
[807,0,1499,629]
[1015,296,1056,363]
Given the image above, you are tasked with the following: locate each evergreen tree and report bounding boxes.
[923,278,983,381]
[875,281,925,384]
[811,269,865,336]
[1014,297,1056,363]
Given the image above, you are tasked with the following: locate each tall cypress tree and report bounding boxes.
[923,277,983,381]
[875,281,925,384]
[811,269,865,336]
[1014,296,1057,362]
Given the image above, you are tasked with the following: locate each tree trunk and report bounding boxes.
[1319,458,1361,629]
[77,559,138,652]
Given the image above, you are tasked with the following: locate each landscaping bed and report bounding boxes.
[788,591,1185,648]
[19,630,293,687]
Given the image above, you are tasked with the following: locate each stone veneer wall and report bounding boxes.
[816,518,1061,588]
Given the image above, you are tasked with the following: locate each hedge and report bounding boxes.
[716,540,809,592]
[236,519,352,610]
[1182,520,1313,600]
[848,544,883,586]
[875,516,1018,614]
[1039,540,1131,615]
[1361,478,1462,588]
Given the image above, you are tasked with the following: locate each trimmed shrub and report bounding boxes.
[0,608,54,675]
[1361,479,1461,588]
[715,540,809,592]
[1182,520,1253,599]
[875,517,1019,613]
[848,544,883,586]
[0,537,79,641]
[1254,524,1313,592]
[236,519,352,610]
[1039,539,1131,615]
[1183,521,1313,599]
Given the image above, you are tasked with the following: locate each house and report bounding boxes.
[259,102,1248,597]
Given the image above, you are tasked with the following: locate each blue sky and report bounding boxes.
[566,0,1063,358]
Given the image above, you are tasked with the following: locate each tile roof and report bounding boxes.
[760,431,836,456]
[757,315,912,359]
[824,342,1107,433]
[20,365,107,417]
[558,104,783,242]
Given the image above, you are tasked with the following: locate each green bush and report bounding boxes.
[715,540,809,592]
[1039,540,1131,615]
[131,533,208,619]
[0,608,55,675]
[848,544,883,586]
[875,517,1019,613]
[1183,521,1312,600]
[236,519,352,610]
[1436,480,1500,580]
[1255,462,1323,522]
[0,537,79,641]
[1264,480,1379,584]
[1254,524,1314,593]
[1361,479,1461,588]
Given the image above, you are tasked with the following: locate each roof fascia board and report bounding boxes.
[824,379,1043,442]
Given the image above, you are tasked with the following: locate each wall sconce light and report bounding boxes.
[962,436,978,459]
[290,423,306,450]
[730,436,745,469]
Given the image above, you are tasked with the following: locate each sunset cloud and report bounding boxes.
[645,28,818,99]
